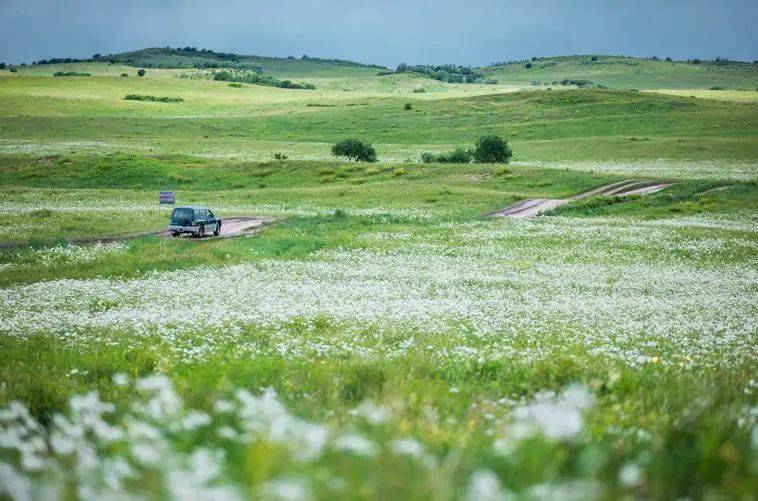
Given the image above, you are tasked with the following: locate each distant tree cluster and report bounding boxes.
[34,57,88,65]
[394,63,492,84]
[298,54,385,69]
[422,136,512,164]
[53,71,90,77]
[208,69,316,89]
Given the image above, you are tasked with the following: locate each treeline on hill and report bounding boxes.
[385,64,497,84]
[181,68,316,90]
[489,55,758,67]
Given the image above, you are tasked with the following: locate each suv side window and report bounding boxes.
[207,210,215,219]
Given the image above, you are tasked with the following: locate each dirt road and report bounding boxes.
[488,180,671,219]
[0,216,277,249]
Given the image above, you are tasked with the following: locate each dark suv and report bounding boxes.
[169,206,222,237]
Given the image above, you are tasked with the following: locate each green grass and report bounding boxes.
[0,52,756,500]
[0,73,755,165]
[482,55,758,90]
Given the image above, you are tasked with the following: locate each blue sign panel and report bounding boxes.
[159,191,175,204]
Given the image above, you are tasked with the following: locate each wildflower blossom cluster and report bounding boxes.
[0,374,605,499]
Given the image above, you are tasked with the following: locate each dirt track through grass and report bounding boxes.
[489,180,672,218]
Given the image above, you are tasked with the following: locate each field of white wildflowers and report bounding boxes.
[1,206,756,499]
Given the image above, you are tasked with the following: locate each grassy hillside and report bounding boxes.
[482,55,758,90]
[1,70,755,168]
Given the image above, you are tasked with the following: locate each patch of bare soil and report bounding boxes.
[487,180,671,219]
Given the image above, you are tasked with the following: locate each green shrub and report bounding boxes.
[137,69,146,77]
[710,86,725,90]
[120,73,128,77]
[421,148,473,164]
[473,135,512,163]
[331,138,377,162]
[393,167,406,177]
[395,63,485,84]
[123,94,184,103]
[53,71,90,77]
[412,88,426,93]
[210,68,315,89]
[273,153,288,160]
[10,68,18,73]
[228,82,244,88]
[404,102,412,110]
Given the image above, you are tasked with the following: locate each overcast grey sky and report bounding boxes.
[1,0,756,66]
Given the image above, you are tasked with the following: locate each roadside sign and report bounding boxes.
[159,191,175,204]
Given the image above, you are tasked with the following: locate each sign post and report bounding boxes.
[159,191,175,205]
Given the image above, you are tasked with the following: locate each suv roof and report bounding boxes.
[174,206,210,211]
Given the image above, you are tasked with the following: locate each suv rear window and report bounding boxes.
[171,208,194,221]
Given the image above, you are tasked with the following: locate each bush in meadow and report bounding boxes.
[473,135,512,163]
[332,139,377,162]
[137,68,146,77]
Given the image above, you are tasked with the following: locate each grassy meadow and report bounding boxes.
[0,51,756,500]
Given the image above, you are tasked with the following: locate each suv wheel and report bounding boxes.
[197,224,205,238]
[213,223,221,236]
[171,231,179,237]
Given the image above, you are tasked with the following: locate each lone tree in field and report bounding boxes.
[331,138,377,162]
[137,68,146,77]
[473,135,512,163]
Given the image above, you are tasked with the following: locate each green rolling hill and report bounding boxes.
[481,55,758,90]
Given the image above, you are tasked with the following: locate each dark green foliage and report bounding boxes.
[421,148,473,163]
[211,69,316,89]
[424,136,512,164]
[34,57,87,65]
[227,82,244,88]
[525,62,533,69]
[473,135,512,163]
[710,86,725,90]
[137,68,146,77]
[395,63,485,83]
[0,63,5,70]
[590,56,599,61]
[120,73,128,77]
[412,88,426,93]
[273,153,288,160]
[53,71,90,77]
[331,138,377,162]
[403,102,412,111]
[560,78,595,87]
[123,94,184,103]
[9,68,17,73]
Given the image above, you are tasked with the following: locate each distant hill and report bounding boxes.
[480,55,758,90]
[67,47,387,78]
